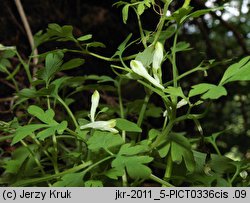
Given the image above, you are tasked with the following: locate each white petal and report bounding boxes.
[80,120,118,133]
[176,99,188,108]
[130,60,164,89]
[90,90,100,122]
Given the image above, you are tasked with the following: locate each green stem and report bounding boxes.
[172,31,179,89]
[163,153,173,182]
[137,93,151,128]
[211,142,222,156]
[117,79,126,141]
[52,134,59,174]
[229,167,240,186]
[65,128,78,136]
[11,161,92,186]
[152,1,172,45]
[15,51,32,84]
[74,42,136,62]
[5,68,19,92]
[151,120,174,148]
[117,79,128,187]
[0,135,14,142]
[20,140,51,186]
[164,66,205,87]
[81,156,114,176]
[29,134,53,161]
[136,12,147,48]
[149,174,174,187]
[57,96,78,129]
[88,51,136,62]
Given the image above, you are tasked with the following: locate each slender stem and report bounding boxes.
[73,42,136,62]
[57,96,78,129]
[29,134,53,161]
[5,68,19,92]
[117,79,126,141]
[163,153,173,182]
[52,134,59,174]
[81,156,114,176]
[20,140,51,186]
[11,161,93,186]
[211,142,222,156]
[20,140,45,175]
[117,79,128,187]
[151,120,174,148]
[65,128,83,139]
[152,1,172,45]
[164,66,205,87]
[15,51,32,84]
[172,31,179,89]
[229,167,240,186]
[137,93,151,128]
[0,135,14,142]
[149,174,174,187]
[136,12,147,48]
[88,51,136,62]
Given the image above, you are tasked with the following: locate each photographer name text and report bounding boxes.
[1,189,71,200]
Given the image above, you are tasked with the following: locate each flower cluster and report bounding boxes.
[80,90,118,133]
[130,42,164,89]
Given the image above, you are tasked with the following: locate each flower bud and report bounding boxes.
[152,42,163,82]
[90,90,100,122]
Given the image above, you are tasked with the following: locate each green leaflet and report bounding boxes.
[220,56,250,85]
[122,5,129,24]
[12,124,47,145]
[47,24,76,42]
[104,168,124,180]
[77,34,93,41]
[87,131,124,152]
[116,118,142,132]
[61,58,85,71]
[135,45,155,68]
[3,145,38,180]
[84,180,103,187]
[111,143,153,179]
[189,83,227,100]
[53,173,84,187]
[158,133,195,172]
[37,52,64,84]
[12,105,67,145]
[164,86,186,99]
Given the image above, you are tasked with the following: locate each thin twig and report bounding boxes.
[14,0,39,74]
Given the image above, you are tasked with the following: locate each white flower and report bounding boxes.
[152,42,163,83]
[176,99,188,108]
[0,44,16,51]
[80,119,118,133]
[240,171,248,179]
[163,110,168,117]
[90,90,100,122]
[130,60,164,90]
